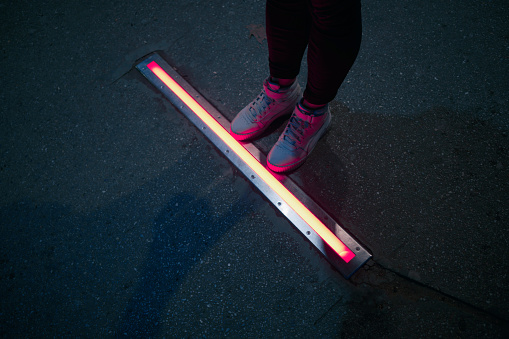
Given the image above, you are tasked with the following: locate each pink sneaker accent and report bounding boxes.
[267,101,331,173]
[230,78,301,141]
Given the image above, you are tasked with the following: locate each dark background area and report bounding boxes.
[1,0,508,337]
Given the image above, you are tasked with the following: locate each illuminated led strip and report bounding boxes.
[147,61,355,262]
[136,54,372,277]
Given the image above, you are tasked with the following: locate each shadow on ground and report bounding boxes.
[289,101,508,319]
[0,173,251,337]
[118,192,248,337]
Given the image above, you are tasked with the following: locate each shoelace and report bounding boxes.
[282,115,309,147]
[248,91,273,120]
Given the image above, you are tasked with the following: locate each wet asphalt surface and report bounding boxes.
[1,0,508,337]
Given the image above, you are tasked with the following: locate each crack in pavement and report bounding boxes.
[350,260,508,328]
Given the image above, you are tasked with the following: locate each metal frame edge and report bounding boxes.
[135,53,371,278]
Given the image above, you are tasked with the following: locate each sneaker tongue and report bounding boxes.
[264,80,288,100]
[296,102,328,122]
[267,80,281,91]
[295,104,314,123]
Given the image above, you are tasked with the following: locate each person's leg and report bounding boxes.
[230,0,310,140]
[304,0,362,106]
[267,0,362,172]
[266,0,311,82]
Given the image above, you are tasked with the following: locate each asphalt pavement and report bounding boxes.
[1,0,508,337]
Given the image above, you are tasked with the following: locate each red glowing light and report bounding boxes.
[146,61,355,263]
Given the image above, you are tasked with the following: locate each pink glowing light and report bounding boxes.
[146,61,356,263]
